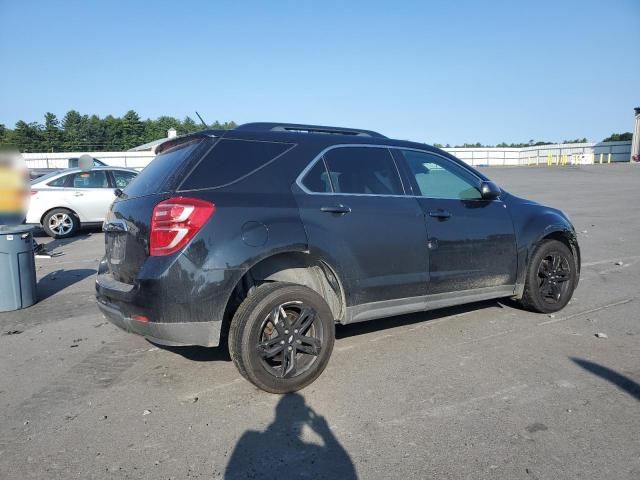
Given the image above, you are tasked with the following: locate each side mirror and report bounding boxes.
[480,181,501,200]
[114,188,123,198]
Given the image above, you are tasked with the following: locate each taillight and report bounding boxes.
[149,197,215,256]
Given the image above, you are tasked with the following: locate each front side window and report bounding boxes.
[70,171,109,188]
[397,150,481,200]
[112,170,138,188]
[321,147,404,195]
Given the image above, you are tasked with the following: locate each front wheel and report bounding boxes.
[520,239,577,313]
[229,283,335,394]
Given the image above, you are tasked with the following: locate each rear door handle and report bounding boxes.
[428,209,451,219]
[73,192,84,197]
[321,204,351,214]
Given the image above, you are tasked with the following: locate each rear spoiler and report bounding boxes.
[155,130,225,155]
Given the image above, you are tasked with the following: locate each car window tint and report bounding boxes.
[322,147,403,195]
[125,139,203,197]
[71,171,109,188]
[47,175,69,187]
[181,139,292,190]
[398,150,481,200]
[112,170,138,188]
[302,159,332,192]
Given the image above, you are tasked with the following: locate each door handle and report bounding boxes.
[73,192,84,197]
[428,209,451,219]
[321,204,351,214]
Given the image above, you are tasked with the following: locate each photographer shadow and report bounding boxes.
[225,393,357,479]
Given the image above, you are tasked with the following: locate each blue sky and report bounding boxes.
[1,0,638,145]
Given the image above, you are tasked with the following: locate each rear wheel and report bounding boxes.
[229,283,335,394]
[520,239,576,313]
[42,208,79,238]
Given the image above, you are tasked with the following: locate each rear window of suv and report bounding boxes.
[124,139,203,197]
[180,139,293,190]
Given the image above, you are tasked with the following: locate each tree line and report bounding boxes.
[0,111,633,152]
[0,110,237,152]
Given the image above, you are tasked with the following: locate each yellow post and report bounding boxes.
[547,154,552,166]
[607,153,611,164]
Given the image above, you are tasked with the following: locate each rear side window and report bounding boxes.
[322,147,403,195]
[181,139,292,190]
[124,139,202,197]
[47,175,69,187]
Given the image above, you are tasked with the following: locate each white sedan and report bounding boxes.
[27,167,138,238]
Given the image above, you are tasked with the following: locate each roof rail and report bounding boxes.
[234,122,387,138]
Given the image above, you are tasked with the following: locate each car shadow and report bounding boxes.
[34,226,102,253]
[571,357,640,401]
[225,393,357,479]
[37,268,97,301]
[151,342,231,362]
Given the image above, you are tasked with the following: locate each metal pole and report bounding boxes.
[631,107,640,162]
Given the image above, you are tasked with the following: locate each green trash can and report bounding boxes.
[0,225,37,312]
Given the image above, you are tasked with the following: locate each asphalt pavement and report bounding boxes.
[1,164,639,479]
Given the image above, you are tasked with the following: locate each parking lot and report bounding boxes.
[1,164,639,479]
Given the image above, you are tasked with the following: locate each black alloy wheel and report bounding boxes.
[229,283,335,394]
[257,301,323,379]
[537,252,572,305]
[520,239,577,313]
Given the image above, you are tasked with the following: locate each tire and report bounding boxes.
[520,239,577,313]
[42,208,79,238]
[229,282,335,394]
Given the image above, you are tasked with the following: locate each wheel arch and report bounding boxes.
[535,226,581,276]
[220,250,346,345]
[515,223,580,298]
[40,206,81,227]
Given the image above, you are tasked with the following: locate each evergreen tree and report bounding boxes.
[181,116,199,134]
[121,110,144,149]
[62,110,83,150]
[0,112,239,152]
[12,121,43,152]
[43,112,62,152]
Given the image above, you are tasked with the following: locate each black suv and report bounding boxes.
[96,123,580,393]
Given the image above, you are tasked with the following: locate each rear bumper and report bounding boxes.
[97,297,222,347]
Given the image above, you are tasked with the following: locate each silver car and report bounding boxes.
[27,167,138,238]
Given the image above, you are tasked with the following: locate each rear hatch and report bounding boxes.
[103,137,211,284]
